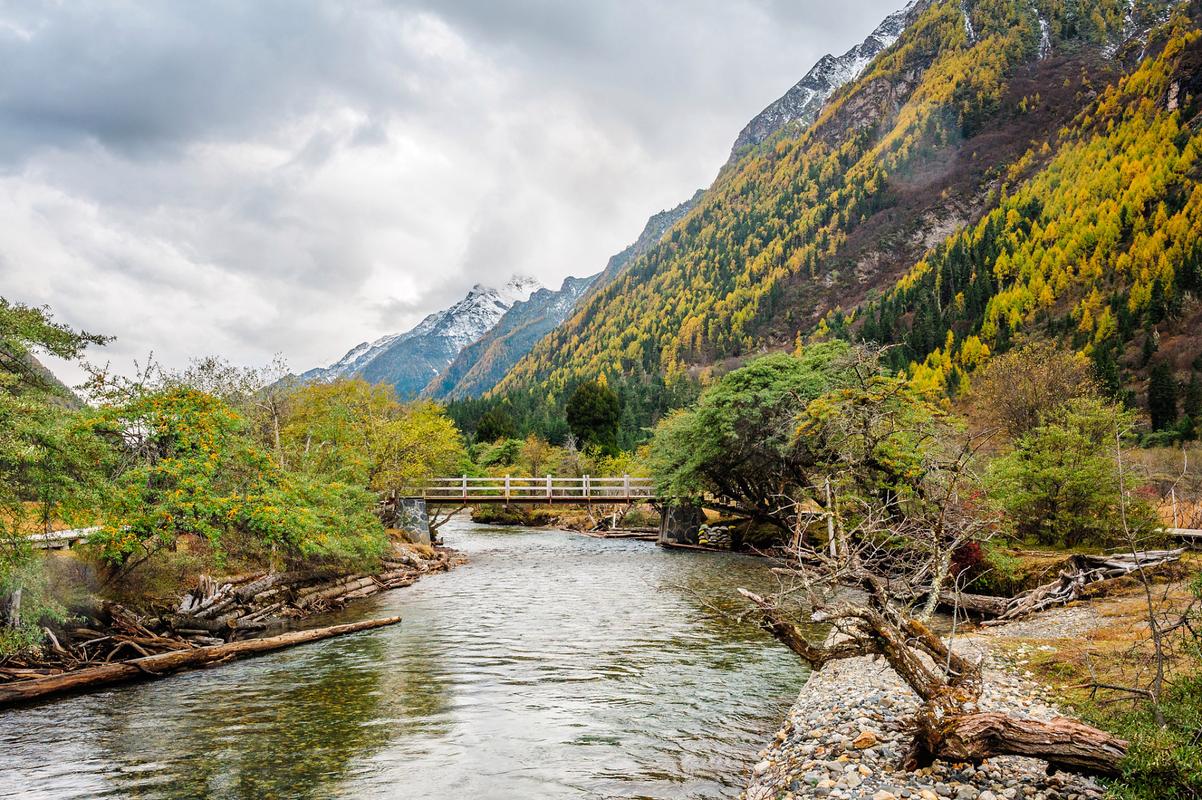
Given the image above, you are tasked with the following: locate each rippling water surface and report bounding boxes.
[0,520,809,799]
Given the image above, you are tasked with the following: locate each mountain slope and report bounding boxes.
[303,276,541,399]
[423,193,703,401]
[497,0,1195,417]
[423,274,598,400]
[861,6,1202,404]
[727,1,919,162]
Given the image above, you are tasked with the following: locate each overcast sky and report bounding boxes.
[1,0,903,384]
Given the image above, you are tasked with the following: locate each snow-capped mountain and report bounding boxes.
[423,274,599,401]
[301,276,542,398]
[727,1,919,160]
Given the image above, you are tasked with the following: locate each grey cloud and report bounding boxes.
[0,0,906,382]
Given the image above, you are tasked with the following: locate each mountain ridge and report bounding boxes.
[727,1,921,163]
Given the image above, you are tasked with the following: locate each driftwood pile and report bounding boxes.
[0,602,196,682]
[170,546,459,638]
[937,549,1185,622]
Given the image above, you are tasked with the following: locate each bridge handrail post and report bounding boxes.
[623,473,630,499]
[583,474,590,501]
[461,474,467,500]
[505,475,511,502]
[546,474,552,500]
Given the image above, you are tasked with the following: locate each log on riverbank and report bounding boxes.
[0,616,402,709]
[740,588,1128,778]
[977,549,1184,625]
[911,549,1186,622]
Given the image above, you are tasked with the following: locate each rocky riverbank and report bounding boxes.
[742,612,1109,800]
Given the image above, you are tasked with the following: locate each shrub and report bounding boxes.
[1102,671,1202,800]
[987,397,1158,548]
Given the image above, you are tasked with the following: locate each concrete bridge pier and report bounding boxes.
[657,502,705,547]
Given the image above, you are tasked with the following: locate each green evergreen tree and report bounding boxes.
[476,408,518,443]
[1183,371,1202,439]
[1142,331,1158,366]
[1147,362,1179,432]
[1148,278,1168,323]
[565,380,622,454]
[1092,346,1123,399]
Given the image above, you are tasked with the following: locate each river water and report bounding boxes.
[0,520,811,800]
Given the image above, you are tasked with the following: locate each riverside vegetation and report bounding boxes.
[0,299,465,677]
[644,341,1201,799]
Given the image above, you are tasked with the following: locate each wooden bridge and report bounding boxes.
[28,527,98,550]
[422,475,656,505]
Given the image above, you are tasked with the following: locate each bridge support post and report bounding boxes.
[391,497,432,546]
[657,502,705,547]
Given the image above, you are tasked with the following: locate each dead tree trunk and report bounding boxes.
[0,616,402,708]
[914,550,1184,622]
[739,589,1128,778]
[909,701,1129,776]
[979,549,1184,625]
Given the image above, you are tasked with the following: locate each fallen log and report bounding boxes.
[905,550,1185,622]
[924,590,1010,616]
[908,704,1128,777]
[658,541,727,553]
[296,575,379,607]
[0,616,402,709]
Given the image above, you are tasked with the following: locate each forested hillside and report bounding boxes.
[494,0,1201,440]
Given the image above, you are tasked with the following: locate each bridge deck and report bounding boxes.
[28,527,98,549]
[422,475,656,505]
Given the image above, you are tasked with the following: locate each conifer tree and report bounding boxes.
[1183,371,1202,439]
[1147,362,1179,432]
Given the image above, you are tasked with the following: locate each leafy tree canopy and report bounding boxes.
[648,342,854,523]
[89,385,385,574]
[0,300,108,651]
[475,407,518,444]
[281,379,465,496]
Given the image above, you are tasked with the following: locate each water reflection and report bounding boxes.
[0,521,809,800]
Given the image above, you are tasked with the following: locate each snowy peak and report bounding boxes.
[728,1,920,160]
[300,275,543,396]
[422,273,600,400]
[412,276,543,348]
[497,275,543,304]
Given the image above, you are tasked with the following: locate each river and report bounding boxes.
[0,520,811,800]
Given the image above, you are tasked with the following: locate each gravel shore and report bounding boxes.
[742,612,1108,800]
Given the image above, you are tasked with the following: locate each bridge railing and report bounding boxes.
[422,475,655,503]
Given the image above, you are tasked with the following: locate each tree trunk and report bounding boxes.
[907,691,1128,777]
[0,616,402,708]
[2,588,20,629]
